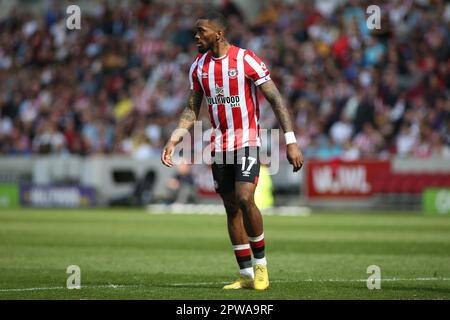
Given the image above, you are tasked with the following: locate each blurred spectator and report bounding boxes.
[352,122,383,158]
[330,113,353,146]
[340,140,360,161]
[32,121,66,154]
[165,161,196,204]
[431,136,450,159]
[128,127,160,160]
[396,123,417,157]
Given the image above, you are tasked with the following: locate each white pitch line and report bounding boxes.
[0,284,144,293]
[169,278,450,286]
[0,286,66,292]
[1,278,449,293]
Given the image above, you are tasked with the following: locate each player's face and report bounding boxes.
[195,19,219,53]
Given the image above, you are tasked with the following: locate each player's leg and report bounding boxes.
[235,182,269,290]
[234,147,269,290]
[211,161,253,289]
[219,192,254,289]
[235,182,263,236]
[234,147,264,250]
[220,192,248,246]
[235,182,265,260]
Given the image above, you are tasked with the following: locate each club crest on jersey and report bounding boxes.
[202,72,208,78]
[228,68,238,79]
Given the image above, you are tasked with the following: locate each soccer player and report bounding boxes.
[161,10,303,290]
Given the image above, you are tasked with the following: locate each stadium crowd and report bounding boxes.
[0,0,449,161]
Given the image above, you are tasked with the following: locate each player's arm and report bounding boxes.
[161,90,203,167]
[259,80,304,172]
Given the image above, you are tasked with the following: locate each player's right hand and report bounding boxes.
[161,141,176,167]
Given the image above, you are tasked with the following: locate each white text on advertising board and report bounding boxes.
[313,166,371,194]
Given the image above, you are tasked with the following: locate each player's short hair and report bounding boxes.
[199,9,228,31]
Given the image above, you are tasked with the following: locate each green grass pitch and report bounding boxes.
[0,208,449,299]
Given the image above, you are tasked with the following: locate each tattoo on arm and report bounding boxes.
[259,80,294,133]
[180,90,203,125]
[170,90,203,143]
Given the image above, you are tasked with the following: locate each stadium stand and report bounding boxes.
[0,0,448,162]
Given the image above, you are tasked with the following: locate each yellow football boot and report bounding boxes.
[254,264,269,290]
[223,274,254,289]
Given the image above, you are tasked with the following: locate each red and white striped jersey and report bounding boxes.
[189,45,271,152]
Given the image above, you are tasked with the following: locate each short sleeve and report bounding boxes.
[243,50,271,86]
[189,56,202,92]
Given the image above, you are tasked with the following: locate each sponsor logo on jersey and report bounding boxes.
[206,95,240,107]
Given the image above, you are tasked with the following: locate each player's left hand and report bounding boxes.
[286,143,304,172]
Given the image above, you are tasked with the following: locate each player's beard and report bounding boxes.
[197,45,208,54]
[196,40,209,54]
